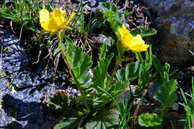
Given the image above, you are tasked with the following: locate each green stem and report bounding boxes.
[57,31,89,109]
[110,41,123,79]
[135,52,143,61]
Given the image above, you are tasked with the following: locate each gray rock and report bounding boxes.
[140,0,194,64]
[0,28,65,129]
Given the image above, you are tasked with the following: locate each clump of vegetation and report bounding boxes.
[0,0,42,32]
[0,0,193,129]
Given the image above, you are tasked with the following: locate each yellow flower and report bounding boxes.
[39,8,76,33]
[118,25,149,52]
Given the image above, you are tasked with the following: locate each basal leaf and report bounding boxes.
[116,63,140,82]
[46,90,69,111]
[54,117,78,129]
[152,55,163,73]
[138,113,162,127]
[59,40,93,88]
[153,80,177,109]
[93,53,113,88]
[85,108,118,129]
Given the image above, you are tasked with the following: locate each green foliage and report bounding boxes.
[84,109,119,129]
[47,91,70,111]
[75,13,95,36]
[117,98,132,128]
[136,47,154,88]
[54,117,78,129]
[153,56,171,81]
[56,35,173,129]
[153,55,178,112]
[76,13,88,35]
[55,36,169,129]
[59,40,93,88]
[132,27,157,37]
[138,113,162,127]
[180,77,194,129]
[135,55,178,128]
[99,2,122,30]
[0,1,181,128]
[93,47,113,89]
[153,80,177,110]
[116,63,139,82]
[55,41,126,128]
[0,0,42,32]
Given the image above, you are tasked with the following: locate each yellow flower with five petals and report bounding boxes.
[118,25,149,52]
[39,8,76,33]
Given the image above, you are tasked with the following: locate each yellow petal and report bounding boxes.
[51,8,65,17]
[130,35,145,45]
[62,12,76,29]
[129,44,149,52]
[51,8,65,30]
[120,34,132,49]
[118,24,134,49]
[39,9,50,31]
[47,16,61,32]
[117,25,149,52]
[66,12,76,25]
[118,24,133,39]
[39,8,76,32]
[129,35,149,52]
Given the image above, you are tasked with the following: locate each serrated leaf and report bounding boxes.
[59,40,93,88]
[99,44,108,59]
[153,80,177,109]
[111,80,129,92]
[46,91,69,111]
[116,62,140,82]
[93,53,113,88]
[99,2,121,30]
[85,108,119,129]
[138,113,162,127]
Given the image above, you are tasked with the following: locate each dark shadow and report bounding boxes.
[0,94,60,129]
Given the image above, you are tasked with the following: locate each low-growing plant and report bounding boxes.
[0,1,183,129]
[37,2,180,129]
[0,0,43,32]
[180,77,194,129]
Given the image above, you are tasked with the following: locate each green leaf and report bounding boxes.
[99,44,108,59]
[54,117,78,129]
[153,56,171,81]
[93,46,113,88]
[111,81,129,93]
[144,46,153,71]
[85,108,119,129]
[164,63,170,73]
[132,27,157,37]
[153,80,177,109]
[0,0,41,32]
[116,62,140,82]
[59,40,93,88]
[138,113,162,127]
[152,55,163,73]
[99,2,121,30]
[46,91,69,111]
